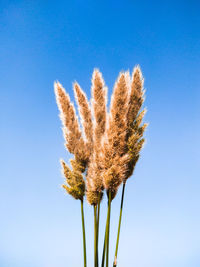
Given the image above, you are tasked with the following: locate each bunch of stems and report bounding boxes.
[54,66,147,267]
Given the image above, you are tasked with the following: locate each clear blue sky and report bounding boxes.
[0,1,200,266]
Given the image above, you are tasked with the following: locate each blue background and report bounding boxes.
[0,1,200,266]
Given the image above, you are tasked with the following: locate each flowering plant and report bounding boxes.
[54,66,147,267]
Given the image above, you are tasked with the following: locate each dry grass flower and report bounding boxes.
[74,82,94,155]
[86,70,107,205]
[123,66,148,182]
[61,159,85,200]
[127,65,145,130]
[54,82,88,168]
[103,72,130,199]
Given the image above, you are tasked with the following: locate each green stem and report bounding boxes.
[101,199,109,267]
[81,199,87,267]
[94,205,97,267]
[113,183,126,267]
[106,190,112,267]
[96,200,100,267]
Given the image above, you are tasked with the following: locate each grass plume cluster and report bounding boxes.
[54,66,147,267]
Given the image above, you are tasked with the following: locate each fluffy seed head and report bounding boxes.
[54,82,81,142]
[91,69,107,144]
[61,159,85,200]
[85,69,108,204]
[127,65,145,131]
[54,81,89,165]
[102,72,130,198]
[74,82,93,153]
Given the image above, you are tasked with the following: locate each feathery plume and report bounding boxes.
[91,69,107,144]
[54,82,88,166]
[127,65,144,132]
[124,111,148,181]
[86,70,107,205]
[74,82,93,154]
[122,66,147,182]
[103,72,130,199]
[86,167,101,205]
[61,159,85,200]
[54,82,81,144]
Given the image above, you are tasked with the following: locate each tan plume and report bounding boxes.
[54,82,88,166]
[61,159,85,200]
[123,66,147,182]
[86,70,107,205]
[103,72,130,198]
[74,82,93,154]
[127,65,145,132]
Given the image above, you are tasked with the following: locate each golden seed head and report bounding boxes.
[127,65,145,130]
[102,71,130,196]
[73,82,93,149]
[85,69,108,204]
[91,69,107,143]
[54,81,89,164]
[61,159,85,200]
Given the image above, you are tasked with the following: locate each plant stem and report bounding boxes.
[96,200,100,267]
[94,205,98,267]
[113,182,126,267]
[106,190,112,267]
[101,199,109,267]
[81,199,87,267]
